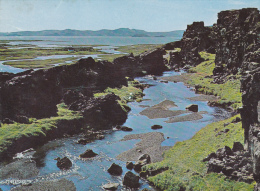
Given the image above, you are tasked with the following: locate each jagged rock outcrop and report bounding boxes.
[179,21,215,67]
[213,8,260,77]
[113,48,167,77]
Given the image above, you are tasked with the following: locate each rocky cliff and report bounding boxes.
[169,7,260,189]
[0,48,166,126]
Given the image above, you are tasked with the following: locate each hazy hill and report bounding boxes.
[0,28,184,37]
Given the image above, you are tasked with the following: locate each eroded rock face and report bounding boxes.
[214,8,259,76]
[179,21,215,67]
[0,57,127,120]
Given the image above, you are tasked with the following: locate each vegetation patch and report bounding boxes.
[142,115,254,190]
[0,103,82,154]
[94,80,145,111]
[187,52,242,109]
[116,44,162,56]
[3,57,79,69]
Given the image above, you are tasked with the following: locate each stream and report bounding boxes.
[0,70,230,191]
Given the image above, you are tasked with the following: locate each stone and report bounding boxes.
[79,149,98,158]
[138,154,151,164]
[102,183,119,190]
[107,163,123,176]
[185,104,198,112]
[232,142,244,152]
[120,126,133,131]
[126,162,134,170]
[123,171,140,188]
[55,157,72,170]
[203,152,217,162]
[151,125,163,130]
[216,146,233,159]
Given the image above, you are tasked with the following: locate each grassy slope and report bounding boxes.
[0,103,82,154]
[188,52,242,110]
[143,115,253,191]
[94,80,145,111]
[3,57,79,69]
[142,52,253,190]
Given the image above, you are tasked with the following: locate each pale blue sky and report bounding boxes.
[0,0,259,32]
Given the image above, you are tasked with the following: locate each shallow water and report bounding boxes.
[0,70,231,191]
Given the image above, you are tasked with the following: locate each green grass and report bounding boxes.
[0,46,106,61]
[94,80,144,111]
[143,115,254,191]
[3,57,79,69]
[187,52,242,109]
[116,44,162,56]
[0,103,82,154]
[96,54,125,62]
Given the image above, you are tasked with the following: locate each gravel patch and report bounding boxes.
[187,95,219,102]
[116,132,171,163]
[165,111,208,123]
[140,100,189,119]
[0,159,39,180]
[11,178,76,191]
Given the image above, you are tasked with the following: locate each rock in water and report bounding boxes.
[123,171,140,188]
[126,162,134,170]
[55,157,72,170]
[79,149,98,158]
[151,125,163,130]
[185,104,198,112]
[103,183,119,190]
[107,163,123,176]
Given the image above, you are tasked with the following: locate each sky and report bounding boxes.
[0,0,259,32]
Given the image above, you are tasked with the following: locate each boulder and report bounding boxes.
[203,152,217,162]
[151,125,163,130]
[55,157,72,170]
[232,142,244,152]
[185,104,198,112]
[107,163,123,176]
[126,162,134,170]
[121,126,133,131]
[216,146,233,159]
[103,183,119,190]
[134,154,151,172]
[123,171,140,188]
[79,149,98,158]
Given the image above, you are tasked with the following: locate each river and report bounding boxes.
[0,70,230,191]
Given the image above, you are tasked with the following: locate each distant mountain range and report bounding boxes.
[0,28,184,37]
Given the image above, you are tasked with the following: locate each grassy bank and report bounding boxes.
[0,103,82,155]
[143,115,254,190]
[94,80,145,111]
[141,51,250,190]
[0,46,105,61]
[3,57,79,69]
[187,52,242,109]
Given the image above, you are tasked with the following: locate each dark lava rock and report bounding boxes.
[123,171,140,188]
[103,183,119,190]
[121,126,133,131]
[185,104,198,112]
[232,142,244,152]
[77,139,92,145]
[134,154,151,172]
[151,125,163,130]
[231,117,241,123]
[216,146,233,159]
[79,149,98,158]
[107,163,123,176]
[126,161,134,170]
[55,157,72,170]
[203,152,217,162]
[2,118,14,124]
